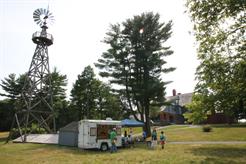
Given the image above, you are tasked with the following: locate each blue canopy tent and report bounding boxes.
[121,119,144,127]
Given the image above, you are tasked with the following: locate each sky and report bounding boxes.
[0,0,199,99]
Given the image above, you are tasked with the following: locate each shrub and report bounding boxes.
[202,125,212,132]
[10,124,46,139]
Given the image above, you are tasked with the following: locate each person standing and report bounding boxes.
[151,128,157,149]
[142,131,147,141]
[123,130,128,147]
[110,128,117,153]
[160,131,166,149]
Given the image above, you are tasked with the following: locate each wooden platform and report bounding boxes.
[13,134,58,144]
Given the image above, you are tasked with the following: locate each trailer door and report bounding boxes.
[82,122,96,148]
[88,123,97,147]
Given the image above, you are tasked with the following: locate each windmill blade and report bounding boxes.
[36,20,42,25]
[33,9,40,16]
[40,8,44,15]
[34,9,40,16]
[48,13,54,18]
[37,8,42,15]
[43,9,47,15]
[48,16,55,22]
[34,18,40,23]
[33,15,39,19]
[33,8,43,26]
[47,11,53,18]
[33,15,40,19]
[45,10,50,16]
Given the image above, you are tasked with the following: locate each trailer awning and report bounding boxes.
[121,119,144,127]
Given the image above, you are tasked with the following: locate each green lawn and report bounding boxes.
[1,124,246,164]
[164,124,246,141]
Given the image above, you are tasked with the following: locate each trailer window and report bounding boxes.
[97,125,115,139]
[90,127,96,136]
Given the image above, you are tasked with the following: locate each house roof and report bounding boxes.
[160,92,193,114]
[166,92,193,106]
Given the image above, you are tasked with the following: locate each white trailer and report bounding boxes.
[78,119,122,151]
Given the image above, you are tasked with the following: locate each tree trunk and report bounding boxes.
[144,93,151,137]
[145,105,151,137]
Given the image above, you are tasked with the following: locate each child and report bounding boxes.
[146,136,152,149]
[142,131,147,141]
[151,129,157,149]
[160,131,166,149]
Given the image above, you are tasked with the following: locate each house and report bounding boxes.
[155,89,235,124]
[205,112,235,124]
[157,90,193,124]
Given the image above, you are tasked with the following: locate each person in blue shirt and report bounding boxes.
[142,131,147,141]
[160,131,166,149]
[151,128,157,149]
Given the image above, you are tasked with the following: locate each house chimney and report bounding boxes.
[172,89,176,96]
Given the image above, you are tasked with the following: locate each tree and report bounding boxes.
[184,93,210,124]
[95,82,122,120]
[70,66,98,120]
[186,0,246,122]
[0,74,25,130]
[0,74,25,100]
[0,69,69,130]
[49,68,70,129]
[70,66,122,120]
[0,99,15,131]
[95,12,175,136]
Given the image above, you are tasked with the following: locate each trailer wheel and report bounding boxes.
[100,143,108,151]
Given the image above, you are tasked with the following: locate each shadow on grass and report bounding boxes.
[0,138,110,155]
[0,137,7,143]
[189,158,238,164]
[50,143,150,155]
[189,146,246,164]
[47,144,113,155]
[191,147,246,158]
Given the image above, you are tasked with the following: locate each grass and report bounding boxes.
[0,124,246,164]
[1,141,246,163]
[122,127,143,135]
[163,124,246,141]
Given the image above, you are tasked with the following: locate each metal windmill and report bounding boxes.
[8,8,56,142]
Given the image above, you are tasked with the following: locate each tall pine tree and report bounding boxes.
[95,12,175,136]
